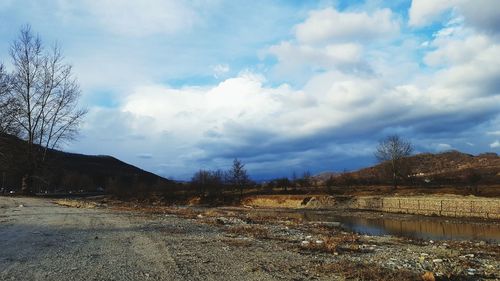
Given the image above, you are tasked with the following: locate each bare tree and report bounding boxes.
[276,177,291,192]
[192,169,211,197]
[226,158,250,198]
[465,169,481,195]
[0,64,17,135]
[296,170,312,188]
[7,25,86,194]
[375,135,413,189]
[191,169,224,198]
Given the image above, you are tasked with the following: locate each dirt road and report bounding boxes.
[0,197,335,281]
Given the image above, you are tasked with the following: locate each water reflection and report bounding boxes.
[338,217,500,242]
[250,209,500,242]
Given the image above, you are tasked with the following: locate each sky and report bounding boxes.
[0,0,499,180]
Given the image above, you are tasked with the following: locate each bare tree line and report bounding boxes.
[191,158,251,199]
[0,25,86,194]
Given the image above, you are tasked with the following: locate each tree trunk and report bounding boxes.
[21,173,33,195]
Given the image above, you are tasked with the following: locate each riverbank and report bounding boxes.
[353,196,500,219]
[54,196,499,280]
[242,194,500,219]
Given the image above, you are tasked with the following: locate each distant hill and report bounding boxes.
[315,151,500,186]
[0,133,170,193]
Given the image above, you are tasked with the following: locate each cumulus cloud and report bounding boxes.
[422,22,500,102]
[458,0,500,33]
[62,1,500,179]
[295,7,399,44]
[265,7,399,81]
[109,55,499,174]
[408,0,458,27]
[409,0,500,33]
[424,34,492,67]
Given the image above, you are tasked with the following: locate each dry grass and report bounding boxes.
[201,209,224,217]
[241,195,318,208]
[226,225,270,239]
[318,260,419,281]
[245,212,304,225]
[300,234,359,254]
[54,199,98,209]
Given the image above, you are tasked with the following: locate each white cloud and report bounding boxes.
[57,2,500,178]
[114,66,499,159]
[435,143,453,151]
[424,28,500,100]
[424,34,492,67]
[295,7,399,44]
[212,64,230,79]
[121,74,304,139]
[267,41,363,74]
[491,140,500,148]
[458,0,500,33]
[266,7,394,81]
[409,0,500,33]
[408,0,458,27]
[57,0,201,36]
[87,3,500,176]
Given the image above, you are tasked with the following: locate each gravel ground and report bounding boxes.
[0,197,340,281]
[1,197,498,281]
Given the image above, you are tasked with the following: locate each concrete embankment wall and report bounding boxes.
[351,196,500,219]
[243,194,500,219]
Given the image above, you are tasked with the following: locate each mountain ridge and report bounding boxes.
[0,133,170,192]
[315,150,500,185]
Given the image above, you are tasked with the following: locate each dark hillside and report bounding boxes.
[0,133,170,193]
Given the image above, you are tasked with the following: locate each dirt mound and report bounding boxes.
[241,195,339,209]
